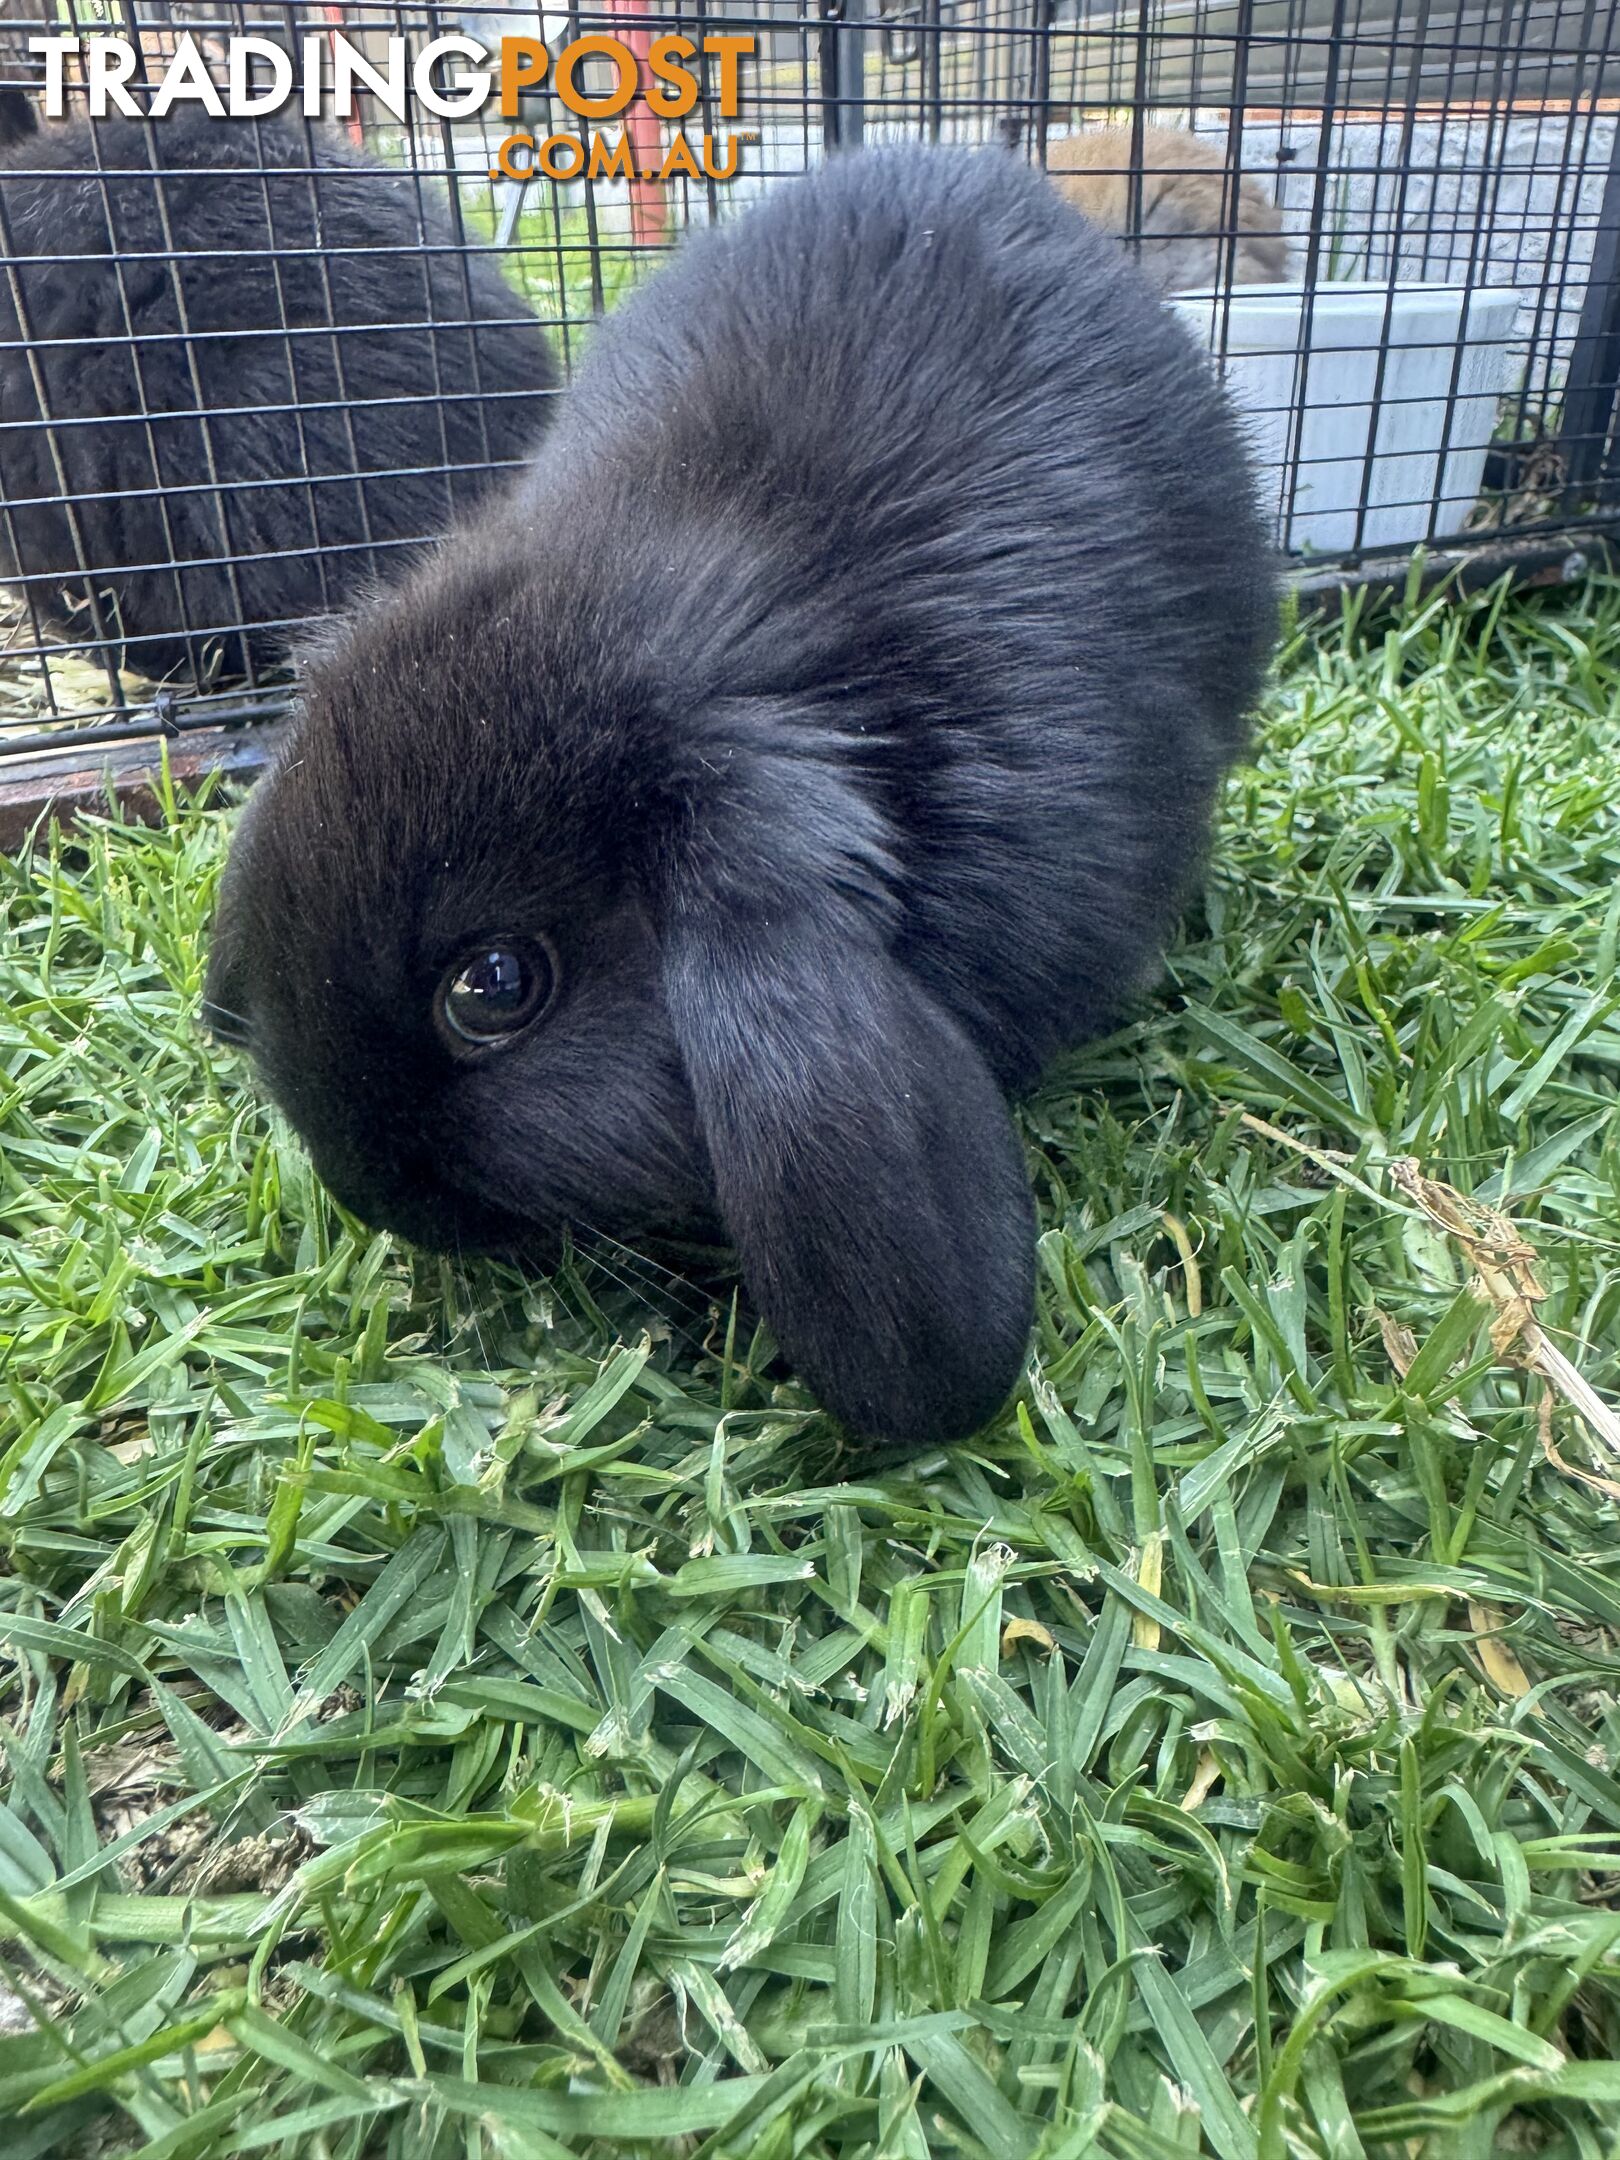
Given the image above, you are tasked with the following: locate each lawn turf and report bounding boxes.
[1,569,1619,2158]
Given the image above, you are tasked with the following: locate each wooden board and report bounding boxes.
[0,724,281,852]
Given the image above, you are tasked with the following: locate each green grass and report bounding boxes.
[456,188,655,373]
[2,567,1620,2160]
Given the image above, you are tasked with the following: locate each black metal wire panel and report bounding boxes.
[0,0,1617,753]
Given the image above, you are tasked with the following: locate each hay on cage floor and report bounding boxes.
[0,585,176,738]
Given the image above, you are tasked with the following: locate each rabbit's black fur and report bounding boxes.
[0,102,558,681]
[211,146,1276,1450]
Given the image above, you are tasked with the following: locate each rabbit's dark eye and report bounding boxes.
[437,940,554,1047]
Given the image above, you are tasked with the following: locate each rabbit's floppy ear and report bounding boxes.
[658,789,1036,1447]
[665,911,1035,1446]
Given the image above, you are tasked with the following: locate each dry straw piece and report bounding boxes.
[1389,1157,1620,1500]
[1238,1113,1620,1495]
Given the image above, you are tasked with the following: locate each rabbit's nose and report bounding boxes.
[307,1158,391,1232]
[300,1126,424,1230]
[306,1139,499,1256]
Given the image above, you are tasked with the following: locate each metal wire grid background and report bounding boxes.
[0,0,1617,756]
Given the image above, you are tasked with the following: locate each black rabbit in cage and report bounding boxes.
[210,146,1276,1452]
[0,96,559,683]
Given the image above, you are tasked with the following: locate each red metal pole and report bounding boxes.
[324,7,366,147]
[602,0,668,247]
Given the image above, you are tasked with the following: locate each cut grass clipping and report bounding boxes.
[2,566,1619,2160]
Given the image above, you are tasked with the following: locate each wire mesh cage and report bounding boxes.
[1,0,1618,769]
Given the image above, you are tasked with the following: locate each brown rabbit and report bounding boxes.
[1046,124,1289,295]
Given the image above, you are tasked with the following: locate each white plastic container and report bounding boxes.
[1170,280,1524,554]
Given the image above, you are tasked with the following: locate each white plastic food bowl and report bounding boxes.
[1170,280,1524,554]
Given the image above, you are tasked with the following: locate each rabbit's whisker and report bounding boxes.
[453,1234,497,1369]
[199,999,254,1048]
[574,1225,715,1355]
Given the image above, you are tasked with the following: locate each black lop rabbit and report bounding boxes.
[0,96,558,681]
[210,146,1276,1450]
